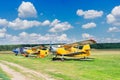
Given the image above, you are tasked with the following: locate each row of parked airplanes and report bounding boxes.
[12,39,96,61]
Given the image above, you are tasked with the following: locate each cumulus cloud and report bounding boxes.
[57,34,69,41]
[18,1,37,18]
[41,20,50,26]
[19,32,28,37]
[98,37,120,43]
[107,5,120,26]
[0,18,8,27]
[107,14,116,23]
[8,18,41,30]
[0,32,71,44]
[0,17,72,32]
[108,27,120,32]
[50,19,60,26]
[0,18,51,30]
[82,22,96,29]
[0,1,74,44]
[77,9,103,19]
[82,33,94,39]
[49,19,73,32]
[0,28,6,38]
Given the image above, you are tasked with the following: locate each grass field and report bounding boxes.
[0,68,10,80]
[0,50,120,80]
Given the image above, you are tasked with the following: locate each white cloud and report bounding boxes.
[0,32,72,44]
[8,35,20,43]
[57,34,69,41]
[18,1,37,18]
[8,18,41,30]
[39,33,70,42]
[77,9,103,19]
[76,10,84,16]
[0,18,50,30]
[0,18,8,27]
[50,19,60,26]
[18,32,41,44]
[82,33,94,39]
[0,28,6,38]
[19,32,28,37]
[108,27,120,32]
[49,19,73,32]
[107,5,120,26]
[98,37,120,43]
[112,6,120,16]
[82,22,96,29]
[0,18,51,30]
[107,14,116,23]
[41,20,50,26]
[0,18,71,32]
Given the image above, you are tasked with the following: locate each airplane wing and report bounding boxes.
[63,39,96,49]
[58,52,85,56]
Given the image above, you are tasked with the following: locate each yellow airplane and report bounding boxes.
[50,39,96,61]
[24,46,49,58]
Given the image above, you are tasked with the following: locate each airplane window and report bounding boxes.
[42,48,47,50]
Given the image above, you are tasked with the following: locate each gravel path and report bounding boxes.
[0,61,55,80]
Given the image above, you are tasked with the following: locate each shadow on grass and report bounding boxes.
[52,57,95,62]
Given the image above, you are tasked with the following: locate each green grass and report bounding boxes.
[0,68,10,80]
[0,50,120,80]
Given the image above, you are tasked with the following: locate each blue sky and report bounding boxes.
[0,0,120,44]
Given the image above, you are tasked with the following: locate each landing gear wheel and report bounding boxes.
[61,58,64,61]
[80,57,94,61]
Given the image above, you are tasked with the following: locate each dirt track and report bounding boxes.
[0,61,55,80]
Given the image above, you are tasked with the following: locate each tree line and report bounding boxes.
[91,43,120,49]
[0,44,39,51]
[0,43,120,51]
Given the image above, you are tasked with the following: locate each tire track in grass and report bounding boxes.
[0,63,27,80]
[0,60,55,80]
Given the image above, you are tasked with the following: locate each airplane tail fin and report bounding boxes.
[82,44,91,56]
